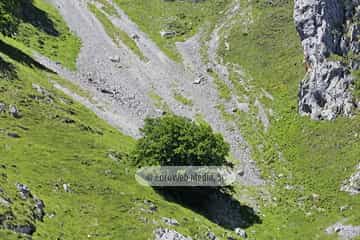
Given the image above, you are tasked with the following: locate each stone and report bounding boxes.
[154,228,192,240]
[132,33,140,40]
[144,199,157,212]
[341,163,360,195]
[32,83,53,103]
[33,198,46,221]
[206,231,218,240]
[7,132,20,138]
[161,217,179,226]
[326,222,360,240]
[109,55,121,63]
[193,75,206,84]
[160,30,176,38]
[13,224,36,235]
[63,183,71,192]
[0,102,5,113]
[101,88,114,95]
[32,83,47,95]
[16,183,31,199]
[235,228,247,238]
[9,105,22,118]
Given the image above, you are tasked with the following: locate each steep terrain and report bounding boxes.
[0,1,247,239]
[1,0,360,239]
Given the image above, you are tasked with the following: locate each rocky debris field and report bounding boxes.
[38,0,263,186]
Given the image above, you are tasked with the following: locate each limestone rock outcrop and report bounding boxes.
[294,0,360,120]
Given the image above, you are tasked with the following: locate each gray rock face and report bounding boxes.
[326,222,360,240]
[294,0,360,120]
[154,228,192,240]
[9,105,22,118]
[341,163,360,195]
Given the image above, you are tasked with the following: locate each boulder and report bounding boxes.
[33,198,46,221]
[16,183,32,200]
[9,105,22,118]
[161,217,179,226]
[63,183,71,192]
[235,228,247,238]
[109,55,121,63]
[193,74,206,84]
[206,231,218,240]
[12,224,36,235]
[154,228,192,240]
[160,30,176,38]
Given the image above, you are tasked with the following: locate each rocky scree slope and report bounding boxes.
[295,0,360,120]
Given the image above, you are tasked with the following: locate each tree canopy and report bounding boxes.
[133,114,230,166]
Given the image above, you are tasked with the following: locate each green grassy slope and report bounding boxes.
[0,55,236,239]
[113,0,231,61]
[0,1,239,239]
[217,0,360,239]
[10,0,81,70]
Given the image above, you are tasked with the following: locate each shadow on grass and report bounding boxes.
[0,40,54,73]
[155,187,262,230]
[19,0,59,36]
[0,56,17,79]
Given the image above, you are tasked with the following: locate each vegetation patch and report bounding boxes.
[217,0,360,238]
[210,72,232,101]
[88,2,147,61]
[113,0,231,62]
[95,0,120,17]
[148,90,171,112]
[173,91,193,106]
[8,0,81,70]
[0,38,237,240]
[133,114,230,166]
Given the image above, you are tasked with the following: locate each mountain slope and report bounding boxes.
[0,1,245,240]
[1,0,360,239]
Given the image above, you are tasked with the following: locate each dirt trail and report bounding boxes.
[40,0,263,185]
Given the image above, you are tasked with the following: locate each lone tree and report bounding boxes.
[133,114,230,166]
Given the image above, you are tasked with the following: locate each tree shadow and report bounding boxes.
[0,40,54,73]
[18,0,59,36]
[0,56,17,79]
[155,187,262,230]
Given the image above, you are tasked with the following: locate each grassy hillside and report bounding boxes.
[113,0,231,61]
[0,1,241,239]
[1,0,359,239]
[0,0,81,70]
[0,54,239,239]
[217,0,360,239]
